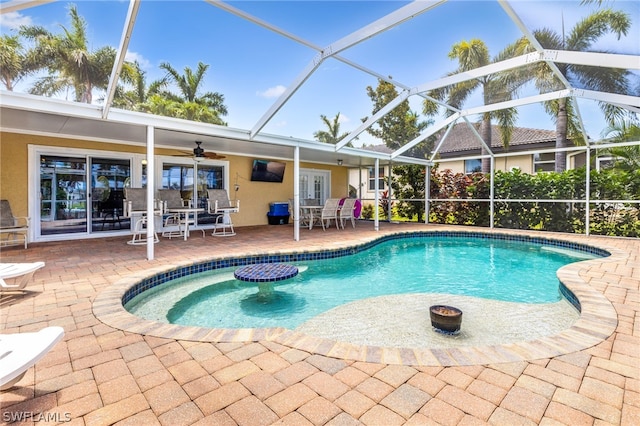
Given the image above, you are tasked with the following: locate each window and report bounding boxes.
[596,156,615,171]
[464,159,482,174]
[368,167,385,191]
[533,153,555,172]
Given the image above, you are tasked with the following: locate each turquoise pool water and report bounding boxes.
[125,236,599,330]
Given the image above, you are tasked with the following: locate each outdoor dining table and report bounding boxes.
[299,205,323,230]
[166,207,204,240]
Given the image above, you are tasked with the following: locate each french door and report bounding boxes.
[299,169,330,204]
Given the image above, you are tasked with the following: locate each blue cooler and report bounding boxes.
[269,202,289,216]
[267,202,290,225]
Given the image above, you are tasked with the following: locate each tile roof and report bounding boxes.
[362,123,557,157]
[436,123,557,154]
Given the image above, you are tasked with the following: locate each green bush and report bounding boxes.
[417,167,639,237]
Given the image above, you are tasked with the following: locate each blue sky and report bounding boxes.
[2,0,638,147]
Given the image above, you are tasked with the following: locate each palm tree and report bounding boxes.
[600,120,640,171]
[19,4,116,103]
[0,34,37,91]
[313,113,349,145]
[112,61,167,112]
[423,39,521,173]
[157,61,228,125]
[519,8,631,171]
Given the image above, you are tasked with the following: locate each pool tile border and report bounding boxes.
[93,229,622,367]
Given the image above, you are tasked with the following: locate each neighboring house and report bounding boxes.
[436,123,566,174]
[348,144,394,202]
[349,123,584,202]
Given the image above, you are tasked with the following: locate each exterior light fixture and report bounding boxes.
[337,159,343,166]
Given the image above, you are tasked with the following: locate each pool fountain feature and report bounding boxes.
[430,305,463,334]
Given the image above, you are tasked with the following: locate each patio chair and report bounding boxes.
[0,326,65,390]
[0,262,45,293]
[157,189,188,238]
[320,198,341,230]
[98,189,125,230]
[0,200,29,249]
[339,198,357,229]
[123,188,163,245]
[207,189,239,236]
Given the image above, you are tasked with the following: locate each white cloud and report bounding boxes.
[0,12,33,30]
[125,51,151,69]
[257,85,286,98]
[338,113,350,124]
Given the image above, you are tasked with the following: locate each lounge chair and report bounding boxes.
[207,189,239,236]
[0,262,45,293]
[0,200,29,249]
[0,326,65,390]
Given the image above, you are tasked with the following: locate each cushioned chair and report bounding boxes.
[123,188,163,245]
[207,189,239,236]
[0,326,65,390]
[0,200,29,249]
[0,262,45,293]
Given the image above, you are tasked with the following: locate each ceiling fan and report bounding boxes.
[171,141,225,160]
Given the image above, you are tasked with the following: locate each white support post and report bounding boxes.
[387,161,392,222]
[585,147,591,236]
[146,126,155,260]
[374,158,379,231]
[425,165,430,224]
[293,146,300,241]
[490,156,495,228]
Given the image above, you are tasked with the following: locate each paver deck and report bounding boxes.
[1,222,638,425]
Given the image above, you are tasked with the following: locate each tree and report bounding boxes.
[518,8,631,171]
[156,61,228,125]
[364,79,431,221]
[313,113,349,145]
[0,34,38,91]
[423,39,522,173]
[19,3,116,103]
[112,61,167,112]
[600,120,640,171]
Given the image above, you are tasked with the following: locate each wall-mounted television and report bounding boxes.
[250,159,286,183]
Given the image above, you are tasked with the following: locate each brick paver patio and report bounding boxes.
[1,222,638,425]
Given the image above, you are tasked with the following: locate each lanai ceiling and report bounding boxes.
[1,0,638,167]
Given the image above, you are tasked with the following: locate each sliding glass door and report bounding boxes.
[39,155,88,235]
[35,148,132,240]
[161,161,225,227]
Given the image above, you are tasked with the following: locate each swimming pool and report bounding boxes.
[124,235,602,330]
